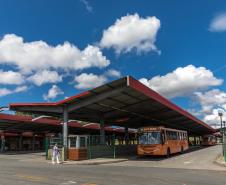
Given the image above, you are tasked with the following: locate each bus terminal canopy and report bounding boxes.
[10,76,215,135]
[0,113,132,134]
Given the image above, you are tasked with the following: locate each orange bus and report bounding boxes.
[137,126,189,156]
[201,135,216,146]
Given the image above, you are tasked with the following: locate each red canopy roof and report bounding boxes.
[0,113,134,134]
[10,76,216,135]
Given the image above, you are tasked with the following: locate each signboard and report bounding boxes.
[138,127,163,133]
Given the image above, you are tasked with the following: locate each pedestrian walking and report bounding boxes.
[52,143,60,164]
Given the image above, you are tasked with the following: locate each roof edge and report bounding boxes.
[128,76,215,132]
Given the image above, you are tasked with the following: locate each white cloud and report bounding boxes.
[0,34,110,74]
[0,70,24,85]
[105,69,121,78]
[209,13,226,32]
[43,85,64,101]
[0,85,27,97]
[203,109,225,128]
[15,86,28,93]
[74,73,107,89]
[195,89,226,114]
[81,0,93,12]
[0,88,12,97]
[100,13,161,54]
[28,70,62,86]
[189,89,226,127]
[139,65,223,98]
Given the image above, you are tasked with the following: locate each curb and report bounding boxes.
[214,154,226,167]
[62,159,128,165]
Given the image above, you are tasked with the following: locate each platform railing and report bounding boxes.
[87,135,137,159]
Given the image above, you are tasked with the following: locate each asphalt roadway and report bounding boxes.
[0,145,225,185]
[107,145,225,170]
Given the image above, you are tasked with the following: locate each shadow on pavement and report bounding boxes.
[0,151,45,156]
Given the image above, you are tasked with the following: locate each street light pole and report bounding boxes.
[223,121,226,136]
[224,121,226,162]
[218,109,224,155]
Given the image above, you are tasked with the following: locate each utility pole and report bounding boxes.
[218,109,224,155]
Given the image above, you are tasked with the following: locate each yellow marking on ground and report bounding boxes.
[15,173,46,182]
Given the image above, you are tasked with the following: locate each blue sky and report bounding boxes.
[0,0,226,127]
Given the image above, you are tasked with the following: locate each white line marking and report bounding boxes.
[184,161,192,164]
[60,181,77,185]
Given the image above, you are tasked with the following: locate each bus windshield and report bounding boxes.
[139,131,162,145]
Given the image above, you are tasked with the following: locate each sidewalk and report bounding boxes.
[18,155,128,165]
[62,158,128,165]
[0,151,129,165]
[214,154,226,167]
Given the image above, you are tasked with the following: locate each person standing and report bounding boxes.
[52,143,60,164]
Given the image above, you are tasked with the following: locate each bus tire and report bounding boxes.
[180,146,184,154]
[166,148,170,158]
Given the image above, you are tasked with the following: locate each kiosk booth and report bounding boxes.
[68,135,88,160]
[47,135,88,161]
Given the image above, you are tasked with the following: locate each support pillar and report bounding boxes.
[100,119,105,145]
[1,135,5,153]
[125,126,129,145]
[188,136,191,146]
[45,135,49,160]
[194,137,197,146]
[32,134,35,151]
[62,106,68,161]
[19,134,23,151]
[76,136,80,149]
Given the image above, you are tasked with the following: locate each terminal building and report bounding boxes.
[0,76,216,160]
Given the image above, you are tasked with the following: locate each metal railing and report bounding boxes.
[88,135,116,159]
[87,135,137,159]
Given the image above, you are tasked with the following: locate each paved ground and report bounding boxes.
[0,145,225,185]
[106,145,225,171]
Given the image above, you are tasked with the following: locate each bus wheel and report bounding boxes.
[180,146,184,154]
[166,148,170,158]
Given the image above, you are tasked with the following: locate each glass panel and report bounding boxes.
[139,131,161,144]
[80,137,86,148]
[70,137,77,148]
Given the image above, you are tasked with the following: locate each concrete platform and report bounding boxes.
[0,152,129,165]
[215,154,226,167]
[63,158,128,165]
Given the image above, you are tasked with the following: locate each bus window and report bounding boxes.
[166,131,171,140]
[139,131,162,145]
[179,132,183,140]
[183,133,187,140]
[177,132,180,140]
[162,131,165,144]
[173,132,177,140]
